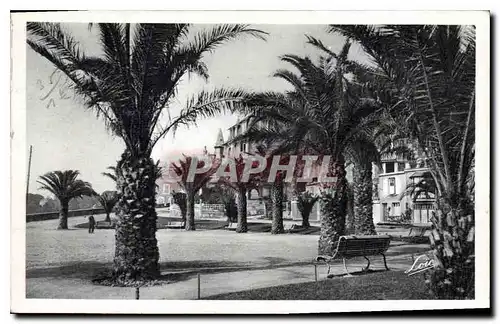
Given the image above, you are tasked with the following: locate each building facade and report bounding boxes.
[372,157,434,225]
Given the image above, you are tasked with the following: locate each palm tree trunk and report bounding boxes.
[113,152,159,284]
[271,178,285,234]
[353,161,376,235]
[426,198,475,299]
[185,192,196,231]
[318,160,348,255]
[105,212,111,223]
[301,210,311,228]
[57,200,69,230]
[345,183,355,234]
[235,186,248,233]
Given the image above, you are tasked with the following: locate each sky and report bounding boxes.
[26,23,369,195]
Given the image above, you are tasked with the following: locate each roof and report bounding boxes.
[214,128,225,148]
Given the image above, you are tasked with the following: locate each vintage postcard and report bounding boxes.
[10,10,490,314]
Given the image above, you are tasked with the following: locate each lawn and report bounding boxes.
[205,271,433,300]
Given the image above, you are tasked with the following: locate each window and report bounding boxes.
[385,162,395,173]
[240,142,246,153]
[392,202,400,208]
[388,177,396,195]
[398,162,405,172]
[162,184,170,195]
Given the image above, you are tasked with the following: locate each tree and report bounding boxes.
[104,161,164,188]
[172,191,187,222]
[331,25,476,299]
[297,191,319,228]
[26,193,45,214]
[97,190,120,223]
[218,155,267,233]
[37,170,95,229]
[171,155,219,230]
[101,166,118,183]
[345,139,378,235]
[236,41,380,252]
[27,22,266,284]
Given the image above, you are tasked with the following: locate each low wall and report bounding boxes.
[26,208,106,222]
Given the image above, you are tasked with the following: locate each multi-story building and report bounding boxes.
[373,156,435,225]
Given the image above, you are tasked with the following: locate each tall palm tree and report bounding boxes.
[331,25,476,299]
[172,191,187,222]
[97,190,120,223]
[297,191,319,228]
[37,170,95,229]
[345,140,378,235]
[101,166,118,183]
[218,155,263,233]
[171,155,219,230]
[27,22,266,284]
[236,41,380,253]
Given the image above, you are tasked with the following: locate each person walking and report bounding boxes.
[88,214,96,234]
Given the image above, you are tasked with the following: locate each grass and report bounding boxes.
[205,271,433,300]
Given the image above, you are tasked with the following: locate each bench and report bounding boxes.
[316,235,391,277]
[96,221,114,229]
[166,221,185,229]
[225,222,238,230]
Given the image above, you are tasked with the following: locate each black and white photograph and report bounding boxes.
[9,10,490,314]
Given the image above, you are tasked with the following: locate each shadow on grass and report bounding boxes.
[204,270,434,300]
[26,261,113,280]
[27,258,316,285]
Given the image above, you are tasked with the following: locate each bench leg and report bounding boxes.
[381,253,389,271]
[343,258,352,277]
[362,256,371,272]
[326,263,334,279]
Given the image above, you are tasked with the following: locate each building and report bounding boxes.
[373,156,435,225]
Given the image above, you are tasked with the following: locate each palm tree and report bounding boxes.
[171,155,219,230]
[97,190,120,223]
[345,139,378,235]
[236,41,380,253]
[297,191,319,228]
[172,191,187,222]
[103,161,163,188]
[37,170,95,229]
[270,173,285,234]
[101,166,117,183]
[27,22,266,284]
[218,155,262,233]
[330,25,476,299]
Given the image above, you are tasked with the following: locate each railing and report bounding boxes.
[26,208,105,222]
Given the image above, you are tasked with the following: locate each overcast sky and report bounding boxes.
[26,23,369,194]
